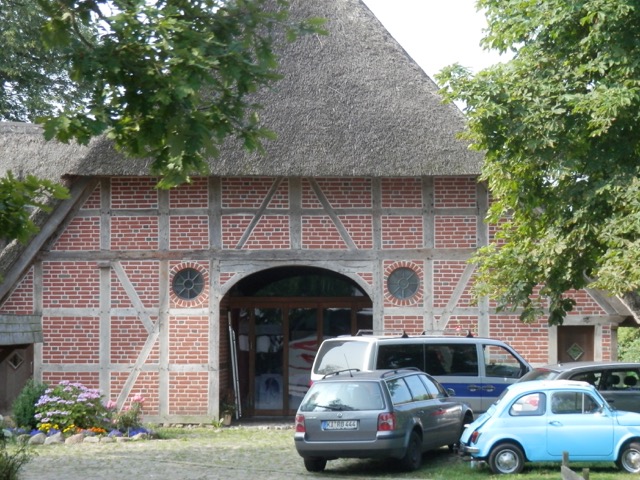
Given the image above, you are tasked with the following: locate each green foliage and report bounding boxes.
[108,394,145,434]
[11,379,48,430]
[436,0,640,325]
[0,440,32,480]
[0,171,69,245]
[30,0,326,188]
[34,381,110,433]
[618,327,640,362]
[0,0,91,122]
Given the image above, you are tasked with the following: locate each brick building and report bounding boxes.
[0,0,633,421]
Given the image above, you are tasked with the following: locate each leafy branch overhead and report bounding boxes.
[36,0,326,188]
[436,0,640,325]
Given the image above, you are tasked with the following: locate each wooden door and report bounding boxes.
[0,345,34,414]
[557,326,594,362]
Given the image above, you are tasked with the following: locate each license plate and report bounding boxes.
[322,420,358,430]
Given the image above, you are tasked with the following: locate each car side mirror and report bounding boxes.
[447,388,456,397]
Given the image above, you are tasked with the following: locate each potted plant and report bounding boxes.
[220,389,236,426]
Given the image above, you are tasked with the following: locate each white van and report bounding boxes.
[310,333,531,414]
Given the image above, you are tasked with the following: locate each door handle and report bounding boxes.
[468,384,480,392]
[549,421,562,427]
[482,385,496,392]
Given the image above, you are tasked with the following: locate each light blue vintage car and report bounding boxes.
[459,380,640,474]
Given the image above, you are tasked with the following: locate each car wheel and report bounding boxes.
[617,442,640,473]
[399,431,422,471]
[488,442,525,474]
[303,457,327,472]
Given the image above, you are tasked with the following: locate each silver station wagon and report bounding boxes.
[294,368,474,472]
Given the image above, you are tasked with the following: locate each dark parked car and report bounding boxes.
[518,361,640,413]
[293,368,473,472]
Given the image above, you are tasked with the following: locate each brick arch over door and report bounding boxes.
[221,266,373,416]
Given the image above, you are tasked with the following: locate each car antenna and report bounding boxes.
[344,354,354,377]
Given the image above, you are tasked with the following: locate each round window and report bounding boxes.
[172,268,205,300]
[387,267,419,299]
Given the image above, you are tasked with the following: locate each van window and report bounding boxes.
[314,340,369,376]
[483,344,526,378]
[376,344,424,371]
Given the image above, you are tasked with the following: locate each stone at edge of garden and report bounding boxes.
[100,436,115,443]
[131,432,148,441]
[65,433,85,444]
[84,436,100,443]
[44,432,64,445]
[115,436,131,443]
[28,432,46,445]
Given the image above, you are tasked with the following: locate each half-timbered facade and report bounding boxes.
[0,0,633,421]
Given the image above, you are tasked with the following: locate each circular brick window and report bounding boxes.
[172,268,205,300]
[387,267,420,300]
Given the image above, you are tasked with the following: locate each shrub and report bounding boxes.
[11,379,48,430]
[0,419,32,480]
[34,381,109,433]
[107,394,145,435]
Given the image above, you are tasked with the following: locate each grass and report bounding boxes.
[18,426,640,480]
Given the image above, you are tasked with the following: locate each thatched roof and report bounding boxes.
[0,0,481,182]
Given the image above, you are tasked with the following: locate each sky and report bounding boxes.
[363,0,506,82]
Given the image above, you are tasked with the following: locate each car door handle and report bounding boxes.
[468,384,481,392]
[549,421,562,427]
[482,385,496,392]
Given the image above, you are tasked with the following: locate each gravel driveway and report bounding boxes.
[17,423,450,479]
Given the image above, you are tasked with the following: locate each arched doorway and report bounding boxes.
[224,266,372,416]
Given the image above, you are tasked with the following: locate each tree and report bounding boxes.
[0,0,324,246]
[0,0,90,122]
[37,0,324,188]
[436,0,640,325]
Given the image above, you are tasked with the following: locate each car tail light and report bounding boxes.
[377,412,396,431]
[469,430,481,444]
[295,414,306,433]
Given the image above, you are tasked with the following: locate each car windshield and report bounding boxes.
[314,341,369,376]
[519,368,560,382]
[299,381,384,412]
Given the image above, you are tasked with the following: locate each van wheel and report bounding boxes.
[488,442,524,474]
[617,442,640,473]
[399,431,422,471]
[303,457,327,472]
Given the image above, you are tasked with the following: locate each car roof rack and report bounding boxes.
[381,367,422,378]
[356,329,407,337]
[322,368,361,379]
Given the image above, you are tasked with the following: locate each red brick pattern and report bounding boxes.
[566,289,607,315]
[111,177,158,209]
[381,216,423,248]
[243,215,290,249]
[169,372,209,414]
[0,269,33,314]
[52,217,100,251]
[169,216,209,250]
[315,178,372,208]
[111,316,160,364]
[222,177,275,208]
[302,216,347,249]
[381,178,422,208]
[357,272,374,286]
[221,215,253,248]
[267,180,289,209]
[434,177,477,208]
[435,216,477,248]
[43,262,99,308]
[383,315,423,336]
[110,371,160,416]
[43,372,99,390]
[42,316,100,363]
[301,179,323,208]
[433,261,467,308]
[81,185,101,209]
[118,261,161,309]
[340,215,373,249]
[489,316,550,365]
[169,315,209,363]
[111,217,159,250]
[169,178,208,208]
